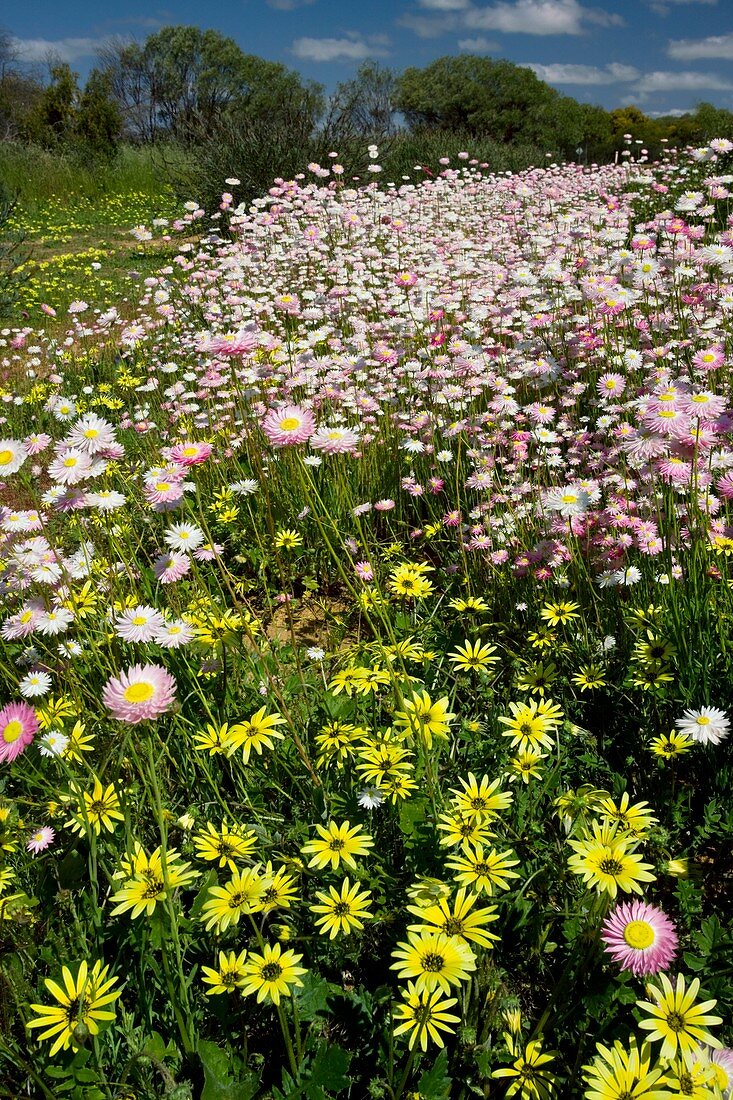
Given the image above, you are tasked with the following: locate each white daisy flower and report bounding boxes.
[358,787,384,810]
[38,730,70,757]
[164,522,205,552]
[675,706,730,746]
[19,671,52,698]
[0,439,28,475]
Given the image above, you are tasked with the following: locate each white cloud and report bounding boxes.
[649,0,717,13]
[635,69,733,93]
[525,61,639,83]
[291,34,390,62]
[668,33,733,60]
[458,35,501,51]
[417,0,471,8]
[398,12,458,36]
[463,0,621,36]
[10,36,108,63]
[267,0,317,9]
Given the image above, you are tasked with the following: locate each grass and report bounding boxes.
[0,143,185,326]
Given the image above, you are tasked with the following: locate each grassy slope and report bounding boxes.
[1,144,187,329]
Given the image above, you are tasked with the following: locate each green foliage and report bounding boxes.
[417,1049,452,1099]
[100,25,322,145]
[199,1040,259,1099]
[394,55,611,160]
[74,69,123,161]
[26,63,80,148]
[0,181,29,318]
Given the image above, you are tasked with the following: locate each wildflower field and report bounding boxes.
[1,140,733,1100]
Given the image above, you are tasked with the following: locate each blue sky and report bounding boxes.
[7,0,733,117]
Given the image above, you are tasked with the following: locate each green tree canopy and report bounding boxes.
[75,68,123,159]
[395,55,568,147]
[100,26,323,143]
[27,63,79,147]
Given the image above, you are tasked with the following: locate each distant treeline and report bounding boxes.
[2,25,732,207]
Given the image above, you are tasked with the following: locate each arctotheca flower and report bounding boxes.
[201,950,248,995]
[240,942,306,1004]
[582,1036,666,1100]
[492,1036,558,1099]
[636,972,722,1064]
[301,820,373,871]
[391,930,476,993]
[393,982,461,1051]
[27,960,121,1055]
[310,877,373,938]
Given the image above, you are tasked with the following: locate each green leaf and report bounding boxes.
[399,796,429,842]
[143,1030,178,1061]
[417,1048,452,1100]
[683,952,707,971]
[294,971,336,1021]
[198,1040,258,1100]
[304,1043,352,1099]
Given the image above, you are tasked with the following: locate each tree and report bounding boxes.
[395,55,567,148]
[100,26,322,144]
[27,63,79,147]
[690,102,733,142]
[97,37,158,143]
[0,28,43,139]
[75,68,122,159]
[330,61,397,140]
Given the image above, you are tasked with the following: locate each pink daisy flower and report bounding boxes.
[261,405,315,447]
[102,664,177,724]
[27,826,55,855]
[152,552,191,584]
[193,542,223,561]
[169,440,213,466]
[143,478,186,507]
[115,605,167,642]
[206,330,258,357]
[601,900,678,976]
[24,433,52,455]
[0,701,38,763]
[354,561,374,581]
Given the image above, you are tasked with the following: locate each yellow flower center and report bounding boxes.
[561,493,577,504]
[84,428,99,438]
[696,716,710,726]
[63,456,78,467]
[278,417,300,432]
[132,616,147,626]
[0,449,14,465]
[2,719,23,743]
[182,446,198,456]
[155,482,171,492]
[123,682,154,704]
[623,919,655,950]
